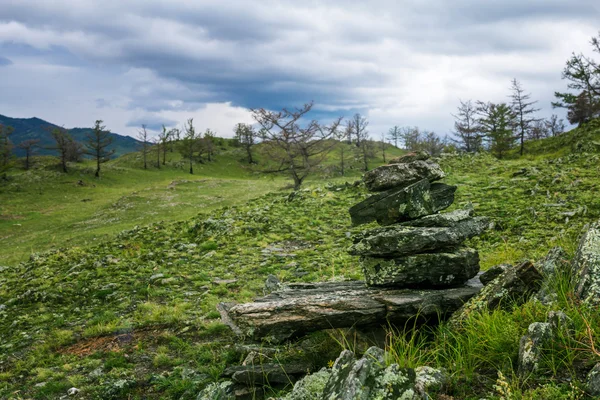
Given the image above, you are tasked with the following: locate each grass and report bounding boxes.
[1,125,600,398]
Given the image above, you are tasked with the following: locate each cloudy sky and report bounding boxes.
[0,1,598,139]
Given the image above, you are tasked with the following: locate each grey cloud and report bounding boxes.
[0,56,12,66]
[126,115,178,132]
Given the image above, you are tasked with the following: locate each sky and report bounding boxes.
[0,0,599,140]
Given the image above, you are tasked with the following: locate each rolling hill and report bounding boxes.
[0,114,141,158]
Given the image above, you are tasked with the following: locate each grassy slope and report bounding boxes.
[1,127,600,398]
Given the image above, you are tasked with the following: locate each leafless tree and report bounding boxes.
[545,114,566,137]
[380,133,387,162]
[49,127,71,173]
[17,139,40,170]
[158,125,170,165]
[387,126,401,148]
[137,124,150,169]
[234,123,257,164]
[251,102,342,190]
[347,113,372,171]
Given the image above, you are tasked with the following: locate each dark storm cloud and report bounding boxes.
[0,0,599,136]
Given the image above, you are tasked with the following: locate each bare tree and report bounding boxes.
[49,127,72,173]
[545,114,566,137]
[400,126,421,151]
[452,100,482,152]
[137,125,150,169]
[347,113,372,171]
[0,124,14,177]
[234,123,256,164]
[85,120,115,178]
[387,126,401,148]
[203,129,216,162]
[179,118,199,174]
[153,136,161,169]
[158,125,170,165]
[510,79,540,156]
[17,139,40,170]
[251,102,342,190]
[380,133,387,162]
[421,131,444,156]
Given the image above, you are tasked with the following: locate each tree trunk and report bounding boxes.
[340,147,345,176]
[362,148,369,172]
[246,146,253,164]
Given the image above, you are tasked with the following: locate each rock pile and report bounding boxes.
[349,151,488,289]
[218,152,489,343]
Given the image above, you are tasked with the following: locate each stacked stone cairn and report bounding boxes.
[348,150,489,289]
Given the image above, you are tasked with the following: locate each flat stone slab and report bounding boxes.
[361,247,480,288]
[349,179,456,226]
[398,206,473,228]
[223,363,311,386]
[349,217,490,257]
[574,220,600,305]
[218,280,481,343]
[363,160,445,192]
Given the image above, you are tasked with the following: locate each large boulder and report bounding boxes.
[534,247,570,304]
[349,217,490,258]
[450,261,543,324]
[363,160,445,192]
[349,179,456,226]
[223,363,311,386]
[573,221,600,305]
[219,280,481,343]
[479,264,512,286]
[360,247,480,288]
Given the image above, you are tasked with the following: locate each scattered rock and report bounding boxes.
[349,217,489,257]
[363,160,445,192]
[213,279,238,286]
[415,366,448,397]
[196,381,235,400]
[388,151,430,164]
[573,221,600,305]
[586,363,600,397]
[450,261,543,324]
[220,280,481,343]
[360,247,479,288]
[548,310,573,334]
[280,368,331,400]
[322,347,386,400]
[518,322,552,376]
[67,387,80,396]
[223,363,311,386]
[479,264,512,286]
[265,274,284,294]
[349,179,456,226]
[149,273,165,282]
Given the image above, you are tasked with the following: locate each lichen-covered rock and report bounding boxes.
[196,381,236,400]
[220,280,481,342]
[398,206,473,228]
[388,151,430,165]
[518,322,553,376]
[279,368,331,400]
[548,310,573,334]
[370,364,417,400]
[360,247,479,288]
[586,363,600,397]
[223,362,311,386]
[349,217,489,257]
[479,264,512,286]
[573,221,600,305]
[414,366,448,397]
[363,161,445,192]
[535,247,571,304]
[450,261,543,324]
[349,179,456,226]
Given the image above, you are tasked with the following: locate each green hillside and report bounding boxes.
[0,114,141,158]
[1,124,600,398]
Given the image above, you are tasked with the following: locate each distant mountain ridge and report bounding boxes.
[0,114,141,158]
